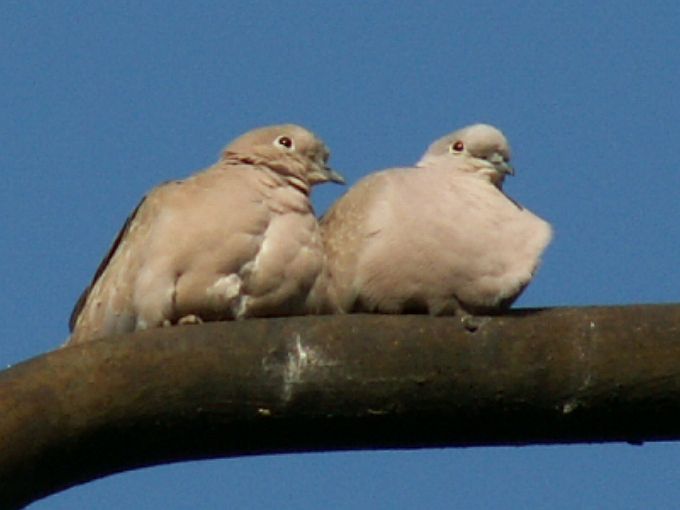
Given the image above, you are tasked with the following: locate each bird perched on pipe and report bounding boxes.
[67,124,344,345]
[319,123,551,317]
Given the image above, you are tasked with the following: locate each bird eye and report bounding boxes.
[276,136,294,149]
[449,141,465,153]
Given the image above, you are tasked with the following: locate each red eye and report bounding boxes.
[451,141,464,152]
[277,136,293,148]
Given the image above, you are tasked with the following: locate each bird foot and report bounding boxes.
[461,314,490,332]
[177,314,204,326]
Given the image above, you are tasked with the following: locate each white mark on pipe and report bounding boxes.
[281,334,335,402]
[561,399,579,414]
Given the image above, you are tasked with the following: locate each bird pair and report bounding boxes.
[66,123,552,345]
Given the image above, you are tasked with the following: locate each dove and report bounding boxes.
[320,123,552,317]
[66,124,344,345]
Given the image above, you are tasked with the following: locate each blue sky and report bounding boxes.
[2,1,679,508]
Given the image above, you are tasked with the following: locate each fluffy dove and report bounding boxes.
[67,124,344,345]
[320,123,552,316]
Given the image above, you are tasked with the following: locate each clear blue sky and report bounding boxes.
[2,1,680,508]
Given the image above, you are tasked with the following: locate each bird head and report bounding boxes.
[417,123,513,188]
[223,124,345,194]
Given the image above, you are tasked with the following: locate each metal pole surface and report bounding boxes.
[2,305,680,508]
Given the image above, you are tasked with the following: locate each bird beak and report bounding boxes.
[488,153,514,176]
[314,165,345,185]
[326,167,346,184]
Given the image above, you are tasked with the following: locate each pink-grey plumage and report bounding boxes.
[66,124,344,345]
[320,123,552,316]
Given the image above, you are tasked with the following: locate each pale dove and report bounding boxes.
[67,124,344,345]
[320,123,552,317]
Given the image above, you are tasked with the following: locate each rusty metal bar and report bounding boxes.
[1,304,680,508]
